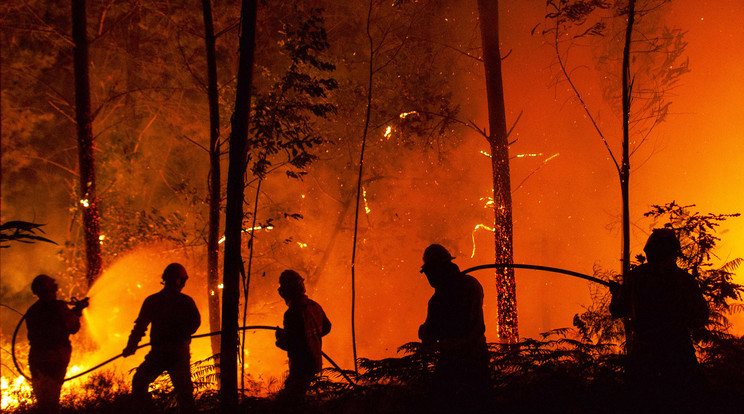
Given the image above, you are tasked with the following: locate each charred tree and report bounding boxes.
[220,0,257,410]
[478,0,517,342]
[72,0,102,288]
[202,0,222,359]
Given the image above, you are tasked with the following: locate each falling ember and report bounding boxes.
[297,242,308,248]
[80,198,90,207]
[383,126,392,138]
[471,223,495,258]
[515,152,543,158]
[480,150,491,158]
[399,111,418,118]
[480,196,495,208]
[363,187,371,214]
[218,225,275,243]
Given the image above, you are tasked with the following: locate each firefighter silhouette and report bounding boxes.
[610,228,709,413]
[25,274,86,414]
[123,263,200,413]
[275,269,331,400]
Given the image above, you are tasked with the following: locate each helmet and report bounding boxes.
[31,274,56,296]
[422,244,455,265]
[644,228,682,261]
[278,269,306,296]
[162,263,188,285]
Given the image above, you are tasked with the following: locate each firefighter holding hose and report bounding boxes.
[122,263,201,413]
[610,228,709,414]
[25,274,87,414]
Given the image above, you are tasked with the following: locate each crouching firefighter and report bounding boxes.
[123,263,201,413]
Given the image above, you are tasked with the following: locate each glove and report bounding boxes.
[70,297,89,316]
[122,344,137,357]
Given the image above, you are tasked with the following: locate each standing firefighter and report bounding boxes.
[418,244,489,411]
[122,263,201,413]
[275,269,331,400]
[25,274,87,414]
[610,228,709,414]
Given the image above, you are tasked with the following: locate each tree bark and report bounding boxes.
[477,0,517,342]
[220,0,257,410]
[621,0,636,280]
[72,0,102,288]
[202,0,222,359]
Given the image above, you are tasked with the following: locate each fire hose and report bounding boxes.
[11,317,356,387]
[11,263,608,388]
[462,263,613,287]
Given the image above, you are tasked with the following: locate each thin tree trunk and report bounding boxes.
[220,0,257,410]
[202,0,222,359]
[72,0,102,288]
[349,0,375,373]
[621,0,636,280]
[477,0,517,342]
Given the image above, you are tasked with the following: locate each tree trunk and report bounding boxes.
[202,0,222,359]
[72,0,102,288]
[621,0,636,280]
[477,0,517,342]
[220,0,257,411]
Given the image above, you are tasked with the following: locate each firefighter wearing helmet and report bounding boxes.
[123,263,201,413]
[418,244,489,411]
[275,269,331,401]
[25,274,85,413]
[610,228,709,413]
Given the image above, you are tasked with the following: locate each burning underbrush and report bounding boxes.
[4,330,744,413]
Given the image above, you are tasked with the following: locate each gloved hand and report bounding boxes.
[70,297,89,316]
[122,344,137,357]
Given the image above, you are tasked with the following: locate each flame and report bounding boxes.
[1,375,32,410]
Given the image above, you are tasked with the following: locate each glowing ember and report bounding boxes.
[471,224,495,258]
[79,199,90,207]
[363,187,371,214]
[218,225,275,243]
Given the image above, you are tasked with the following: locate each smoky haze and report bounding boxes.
[1,0,743,390]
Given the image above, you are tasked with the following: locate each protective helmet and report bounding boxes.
[279,269,306,295]
[31,274,56,296]
[422,244,455,265]
[644,228,682,261]
[162,263,188,285]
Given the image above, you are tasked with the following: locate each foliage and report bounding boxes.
[542,0,690,154]
[0,221,57,247]
[248,7,338,181]
[643,201,744,339]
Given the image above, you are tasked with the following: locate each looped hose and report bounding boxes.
[12,319,355,387]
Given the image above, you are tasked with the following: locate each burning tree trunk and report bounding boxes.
[477,0,517,342]
[202,0,222,358]
[72,0,102,288]
[220,0,257,410]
